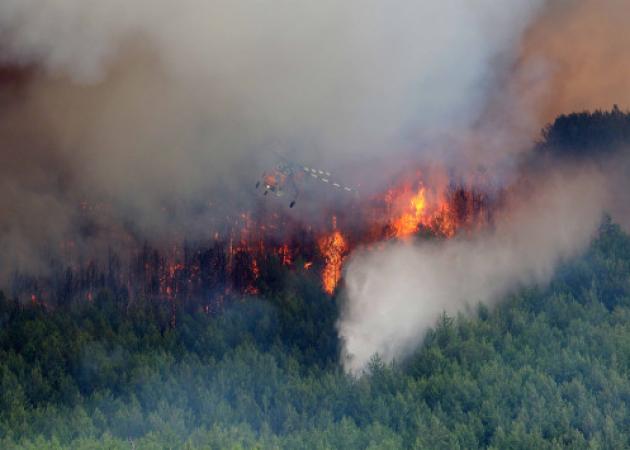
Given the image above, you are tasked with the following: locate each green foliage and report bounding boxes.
[3,223,630,448]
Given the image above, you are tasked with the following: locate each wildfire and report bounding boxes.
[390,186,427,238]
[384,177,460,240]
[318,218,348,294]
[18,167,490,305]
[432,200,457,237]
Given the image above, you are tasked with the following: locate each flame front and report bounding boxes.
[385,177,460,239]
[26,167,489,305]
[131,171,476,298]
[390,186,427,238]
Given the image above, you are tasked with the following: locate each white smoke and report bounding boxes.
[339,166,608,374]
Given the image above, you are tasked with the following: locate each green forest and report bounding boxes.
[3,110,630,449]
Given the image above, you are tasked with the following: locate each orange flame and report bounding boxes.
[383,174,460,239]
[318,218,348,294]
[390,186,427,238]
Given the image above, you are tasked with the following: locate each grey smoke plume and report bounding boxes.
[0,0,546,159]
[0,0,549,276]
[339,166,609,374]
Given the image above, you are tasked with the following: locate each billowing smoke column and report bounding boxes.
[339,166,609,374]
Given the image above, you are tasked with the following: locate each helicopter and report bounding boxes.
[255,154,357,208]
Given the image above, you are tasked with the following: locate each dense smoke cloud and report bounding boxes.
[0,0,547,163]
[339,166,609,374]
[515,0,630,125]
[0,0,548,276]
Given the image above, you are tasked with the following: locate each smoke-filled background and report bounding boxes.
[1,0,630,372]
[1,0,543,270]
